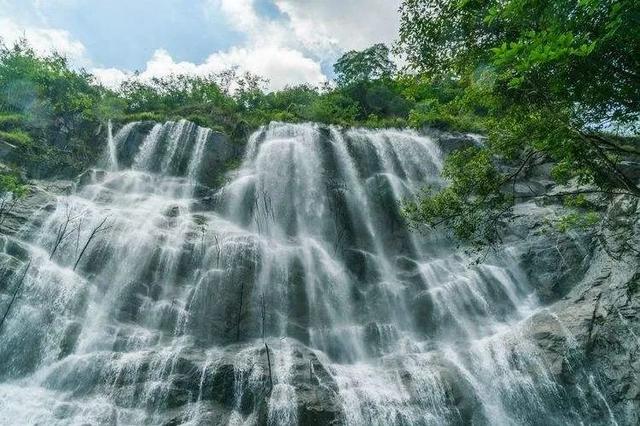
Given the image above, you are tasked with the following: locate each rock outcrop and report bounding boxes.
[509,193,640,424]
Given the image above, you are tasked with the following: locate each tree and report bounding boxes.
[334,44,397,87]
[399,0,639,124]
[0,39,104,121]
[399,0,640,247]
[0,40,118,176]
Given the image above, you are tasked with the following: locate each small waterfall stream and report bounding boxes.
[0,121,603,424]
[106,120,118,172]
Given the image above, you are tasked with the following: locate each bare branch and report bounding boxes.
[260,291,266,340]
[264,342,273,390]
[50,205,79,260]
[0,260,31,335]
[73,217,112,271]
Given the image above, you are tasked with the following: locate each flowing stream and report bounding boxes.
[0,121,600,424]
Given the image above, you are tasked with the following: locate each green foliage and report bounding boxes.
[0,170,27,198]
[555,193,600,232]
[399,0,640,247]
[363,115,408,129]
[334,44,397,87]
[0,130,32,146]
[400,0,639,129]
[555,211,600,232]
[404,147,510,246]
[408,98,483,132]
[563,194,591,209]
[120,74,232,113]
[0,40,105,121]
[119,111,165,124]
[0,114,24,130]
[0,38,479,183]
[0,39,118,176]
[306,92,360,125]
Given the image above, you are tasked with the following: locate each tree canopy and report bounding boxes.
[399,0,640,247]
[334,43,397,86]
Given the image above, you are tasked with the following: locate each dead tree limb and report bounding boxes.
[260,291,266,340]
[0,260,31,334]
[577,131,640,197]
[586,292,603,355]
[50,205,78,260]
[73,216,111,271]
[265,342,273,389]
[200,224,207,259]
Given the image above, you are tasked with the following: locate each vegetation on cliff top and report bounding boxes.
[0,39,473,179]
[0,0,638,249]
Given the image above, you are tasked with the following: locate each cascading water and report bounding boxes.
[0,121,612,425]
[105,119,118,172]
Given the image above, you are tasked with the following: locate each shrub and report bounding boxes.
[0,114,24,130]
[0,130,32,146]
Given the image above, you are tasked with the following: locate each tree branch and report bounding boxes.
[0,260,31,335]
[73,217,111,271]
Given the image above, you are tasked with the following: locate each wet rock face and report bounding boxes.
[113,120,243,188]
[0,180,73,237]
[0,179,76,379]
[37,340,344,425]
[518,196,640,424]
[1,121,639,425]
[512,202,596,303]
[115,121,159,167]
[430,130,482,156]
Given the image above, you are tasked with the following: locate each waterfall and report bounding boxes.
[187,127,212,180]
[106,119,118,171]
[0,121,610,424]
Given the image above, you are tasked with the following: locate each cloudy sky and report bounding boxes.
[0,0,401,90]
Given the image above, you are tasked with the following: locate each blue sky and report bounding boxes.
[0,0,401,90]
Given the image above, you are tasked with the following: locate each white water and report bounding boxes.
[0,121,608,425]
[106,120,118,171]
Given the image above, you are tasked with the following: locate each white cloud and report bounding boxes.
[91,67,129,89]
[201,0,402,88]
[90,0,329,91]
[214,0,297,53]
[1,0,402,90]
[274,0,401,54]
[216,0,261,33]
[0,17,87,63]
[0,5,326,91]
[205,45,326,90]
[213,0,401,56]
[93,47,326,91]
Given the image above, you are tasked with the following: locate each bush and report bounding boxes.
[363,115,408,129]
[0,130,32,146]
[0,170,27,197]
[0,114,24,130]
[119,111,166,123]
[556,212,601,232]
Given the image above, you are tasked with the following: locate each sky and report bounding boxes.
[0,0,401,90]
